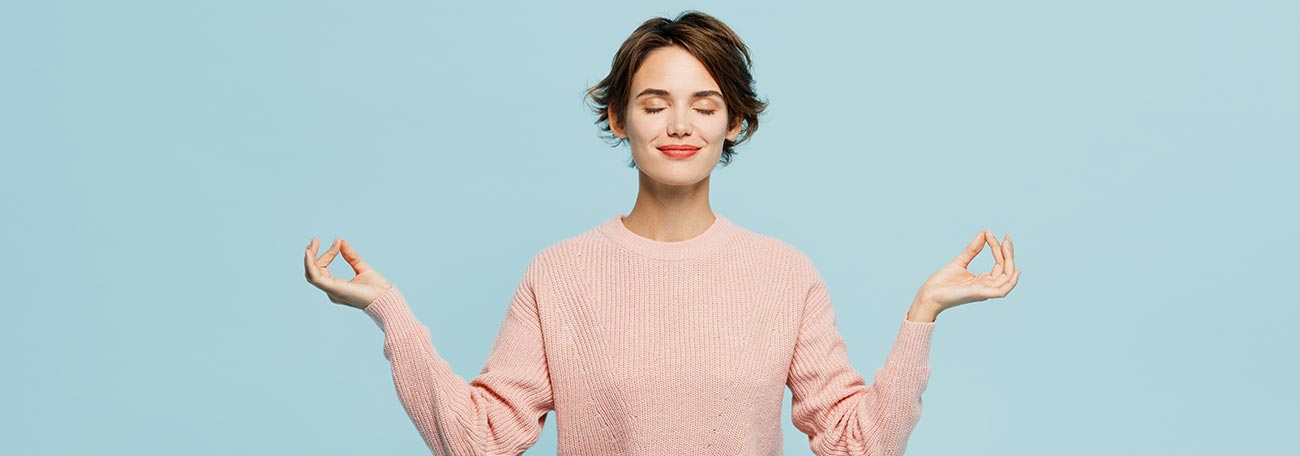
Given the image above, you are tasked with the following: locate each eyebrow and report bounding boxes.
[635,88,724,100]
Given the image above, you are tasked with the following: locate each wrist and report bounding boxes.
[908,295,941,323]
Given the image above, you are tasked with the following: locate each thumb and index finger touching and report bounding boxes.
[338,238,374,275]
[304,237,339,287]
[951,229,1016,272]
[304,236,375,289]
[951,229,990,268]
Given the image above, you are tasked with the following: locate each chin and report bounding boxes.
[641,164,712,187]
[654,174,707,187]
[632,147,720,185]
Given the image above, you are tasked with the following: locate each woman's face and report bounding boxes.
[610,45,743,187]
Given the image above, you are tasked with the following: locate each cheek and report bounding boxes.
[629,114,664,138]
[706,115,733,138]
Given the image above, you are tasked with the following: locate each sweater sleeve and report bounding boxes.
[787,266,936,456]
[362,268,554,456]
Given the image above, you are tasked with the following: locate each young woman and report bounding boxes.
[304,10,1019,456]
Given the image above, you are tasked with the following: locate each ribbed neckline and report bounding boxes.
[596,212,739,261]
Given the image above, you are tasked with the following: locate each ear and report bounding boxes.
[608,106,626,139]
[725,113,743,141]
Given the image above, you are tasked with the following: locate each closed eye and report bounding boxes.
[643,108,717,115]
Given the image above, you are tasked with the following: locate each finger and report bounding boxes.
[994,269,1021,297]
[985,230,1005,277]
[307,236,321,263]
[314,237,342,273]
[304,237,335,289]
[988,267,1014,289]
[339,239,375,276]
[982,269,1015,298]
[304,238,320,283]
[1003,234,1015,274]
[951,230,988,268]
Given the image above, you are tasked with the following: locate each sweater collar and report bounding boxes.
[596,212,739,261]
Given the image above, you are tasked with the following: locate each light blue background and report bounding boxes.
[3,1,1295,454]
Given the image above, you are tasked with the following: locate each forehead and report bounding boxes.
[631,45,721,94]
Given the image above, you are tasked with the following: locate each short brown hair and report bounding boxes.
[585,10,768,168]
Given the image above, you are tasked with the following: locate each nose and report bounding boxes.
[667,107,692,138]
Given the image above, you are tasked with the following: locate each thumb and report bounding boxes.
[950,229,988,268]
[339,239,376,276]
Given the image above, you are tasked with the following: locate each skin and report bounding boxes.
[907,230,1021,322]
[304,45,1021,321]
[606,44,742,244]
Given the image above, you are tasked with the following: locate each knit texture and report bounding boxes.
[363,213,936,455]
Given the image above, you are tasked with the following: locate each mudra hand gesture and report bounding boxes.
[304,237,394,310]
[913,230,1021,318]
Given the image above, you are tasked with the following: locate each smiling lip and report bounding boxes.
[658,144,700,158]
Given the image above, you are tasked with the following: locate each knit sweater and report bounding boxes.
[363,213,936,456]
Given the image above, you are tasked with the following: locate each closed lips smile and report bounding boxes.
[658,144,700,159]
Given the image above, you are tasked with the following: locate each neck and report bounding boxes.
[623,171,715,242]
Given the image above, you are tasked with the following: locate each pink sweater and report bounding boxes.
[363,213,936,455]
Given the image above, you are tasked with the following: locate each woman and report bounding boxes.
[304,10,1019,456]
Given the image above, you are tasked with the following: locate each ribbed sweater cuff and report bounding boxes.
[362,287,424,336]
[888,317,935,369]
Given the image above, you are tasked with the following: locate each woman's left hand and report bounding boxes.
[913,229,1021,318]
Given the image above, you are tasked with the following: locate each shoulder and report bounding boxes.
[730,223,817,270]
[722,223,825,292]
[516,223,604,282]
[730,229,829,315]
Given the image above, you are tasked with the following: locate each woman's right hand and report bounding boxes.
[304,236,395,311]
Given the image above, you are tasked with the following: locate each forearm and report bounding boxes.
[366,286,554,456]
[383,332,475,456]
[366,289,480,455]
[853,315,935,455]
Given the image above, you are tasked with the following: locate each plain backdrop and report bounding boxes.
[2,1,1296,454]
